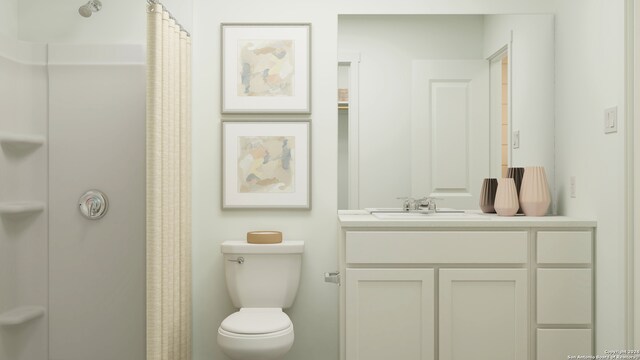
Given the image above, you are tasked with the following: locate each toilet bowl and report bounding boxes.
[217,241,303,360]
[217,308,294,360]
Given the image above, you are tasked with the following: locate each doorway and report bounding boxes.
[337,53,361,210]
[490,50,510,178]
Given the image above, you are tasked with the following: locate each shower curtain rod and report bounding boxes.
[147,0,191,37]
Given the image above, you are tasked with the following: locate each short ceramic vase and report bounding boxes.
[494,178,519,216]
[507,167,525,213]
[479,178,498,213]
[519,166,551,216]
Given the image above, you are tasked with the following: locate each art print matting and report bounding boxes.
[222,121,311,208]
[221,23,311,114]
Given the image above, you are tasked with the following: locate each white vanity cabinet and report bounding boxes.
[337,214,596,360]
[346,268,435,360]
[439,268,528,360]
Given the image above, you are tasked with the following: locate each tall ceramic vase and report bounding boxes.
[494,178,519,216]
[479,178,498,213]
[507,167,525,213]
[519,166,551,216]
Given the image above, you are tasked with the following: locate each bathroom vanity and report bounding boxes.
[337,211,596,360]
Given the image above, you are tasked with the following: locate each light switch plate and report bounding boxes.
[604,107,617,134]
[512,130,520,149]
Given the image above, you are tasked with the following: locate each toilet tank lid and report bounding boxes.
[221,240,304,254]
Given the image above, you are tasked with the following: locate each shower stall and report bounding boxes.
[0,2,146,359]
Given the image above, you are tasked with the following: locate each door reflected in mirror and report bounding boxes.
[337,14,554,211]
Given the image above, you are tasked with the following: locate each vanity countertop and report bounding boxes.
[338,210,597,229]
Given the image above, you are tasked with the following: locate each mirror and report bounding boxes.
[337,14,555,210]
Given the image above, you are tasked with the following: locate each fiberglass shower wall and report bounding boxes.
[47,44,146,360]
[0,39,146,360]
[0,33,49,360]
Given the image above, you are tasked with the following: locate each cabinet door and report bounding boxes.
[346,269,435,360]
[439,269,528,360]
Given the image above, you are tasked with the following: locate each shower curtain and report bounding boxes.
[146,3,192,360]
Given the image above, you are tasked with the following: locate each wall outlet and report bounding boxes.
[512,130,520,149]
[604,107,617,134]
[570,176,576,198]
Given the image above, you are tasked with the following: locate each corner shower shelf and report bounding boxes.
[0,132,45,151]
[0,306,45,326]
[0,201,45,217]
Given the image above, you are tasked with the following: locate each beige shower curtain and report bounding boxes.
[146,3,192,360]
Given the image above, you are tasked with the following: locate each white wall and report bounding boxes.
[17,0,192,44]
[554,0,627,352]
[190,2,572,360]
[12,0,628,358]
[194,0,629,358]
[0,33,48,360]
[191,3,340,360]
[0,0,18,38]
[483,14,556,210]
[338,15,485,208]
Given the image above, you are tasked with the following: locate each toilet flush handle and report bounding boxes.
[227,257,245,264]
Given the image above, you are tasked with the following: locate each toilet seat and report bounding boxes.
[217,308,295,360]
[218,325,293,340]
[220,308,291,335]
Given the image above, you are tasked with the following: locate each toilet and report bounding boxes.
[217,240,304,360]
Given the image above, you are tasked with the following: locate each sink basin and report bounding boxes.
[366,208,490,220]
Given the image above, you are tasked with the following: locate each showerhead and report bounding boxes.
[78,5,92,17]
[78,0,102,18]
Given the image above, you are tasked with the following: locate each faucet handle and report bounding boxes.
[396,197,416,211]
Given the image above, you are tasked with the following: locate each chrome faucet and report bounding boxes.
[417,197,439,211]
[397,197,440,212]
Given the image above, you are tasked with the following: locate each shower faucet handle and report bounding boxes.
[78,190,109,220]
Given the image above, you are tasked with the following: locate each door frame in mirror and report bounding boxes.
[338,52,361,209]
[488,42,512,178]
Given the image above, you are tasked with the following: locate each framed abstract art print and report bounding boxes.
[221,23,311,114]
[222,120,311,208]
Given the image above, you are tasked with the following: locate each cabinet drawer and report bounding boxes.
[346,231,528,264]
[537,329,592,359]
[537,269,592,325]
[537,231,592,264]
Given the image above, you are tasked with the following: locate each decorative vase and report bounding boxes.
[479,178,498,213]
[507,167,525,213]
[519,166,551,216]
[494,178,519,216]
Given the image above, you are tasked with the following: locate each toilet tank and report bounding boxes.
[221,240,304,309]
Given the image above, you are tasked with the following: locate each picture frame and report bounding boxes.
[221,23,311,114]
[222,120,311,209]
